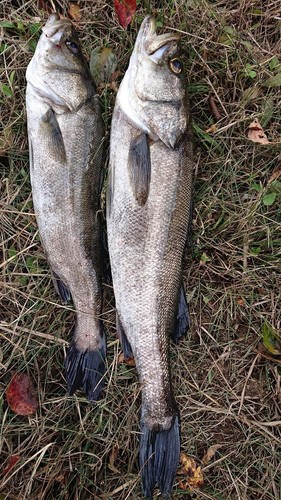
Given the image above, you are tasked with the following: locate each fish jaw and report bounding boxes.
[26,12,92,112]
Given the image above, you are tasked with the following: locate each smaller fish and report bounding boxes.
[26,13,106,400]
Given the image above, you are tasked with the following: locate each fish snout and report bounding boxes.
[42,12,72,44]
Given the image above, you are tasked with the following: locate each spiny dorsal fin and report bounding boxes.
[128,132,151,206]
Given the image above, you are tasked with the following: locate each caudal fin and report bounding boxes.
[65,337,106,401]
[139,415,180,499]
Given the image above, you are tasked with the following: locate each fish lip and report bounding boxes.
[42,12,72,40]
[141,15,180,55]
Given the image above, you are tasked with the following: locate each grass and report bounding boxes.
[1,0,281,498]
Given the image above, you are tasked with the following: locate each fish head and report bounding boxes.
[120,16,188,149]
[26,13,93,111]
[40,13,86,73]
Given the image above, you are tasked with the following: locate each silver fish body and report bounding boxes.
[26,13,105,400]
[107,16,193,499]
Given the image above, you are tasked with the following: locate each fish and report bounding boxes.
[107,15,193,499]
[25,13,106,401]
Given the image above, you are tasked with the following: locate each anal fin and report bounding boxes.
[51,270,72,304]
[172,285,190,344]
[116,313,133,359]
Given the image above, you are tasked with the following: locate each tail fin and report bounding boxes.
[139,415,180,499]
[65,335,106,401]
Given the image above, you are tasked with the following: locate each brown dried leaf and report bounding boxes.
[237,298,245,307]
[117,352,135,366]
[68,3,82,21]
[205,124,218,134]
[108,446,120,474]
[247,119,270,144]
[208,95,222,120]
[178,452,204,489]
[268,168,281,183]
[202,444,223,465]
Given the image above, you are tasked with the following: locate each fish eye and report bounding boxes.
[169,58,183,74]
[66,40,79,54]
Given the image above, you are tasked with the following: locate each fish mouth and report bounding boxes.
[42,12,72,44]
[141,16,180,56]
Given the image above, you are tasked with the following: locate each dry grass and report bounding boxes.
[1,0,281,499]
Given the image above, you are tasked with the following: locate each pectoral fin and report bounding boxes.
[41,108,66,162]
[172,285,190,343]
[128,133,151,206]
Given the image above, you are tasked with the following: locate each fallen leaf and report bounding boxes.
[247,119,270,145]
[0,127,13,156]
[237,298,245,307]
[90,48,117,85]
[261,321,281,355]
[3,455,20,475]
[256,346,281,364]
[114,0,136,29]
[205,124,218,134]
[262,192,276,206]
[6,373,38,415]
[68,3,82,21]
[268,168,281,183]
[202,444,223,465]
[178,452,204,489]
[108,446,120,474]
[263,72,281,88]
[208,95,222,120]
[117,352,136,366]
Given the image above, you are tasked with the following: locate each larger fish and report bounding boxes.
[26,13,105,400]
[107,16,193,499]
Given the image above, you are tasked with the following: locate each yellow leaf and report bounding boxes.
[178,452,204,489]
[262,321,281,355]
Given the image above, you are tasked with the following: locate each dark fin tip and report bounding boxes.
[51,270,72,304]
[172,285,190,344]
[65,337,106,401]
[140,415,180,499]
[116,313,133,359]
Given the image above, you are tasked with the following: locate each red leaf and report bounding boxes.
[114,0,136,29]
[6,373,38,416]
[3,455,20,475]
